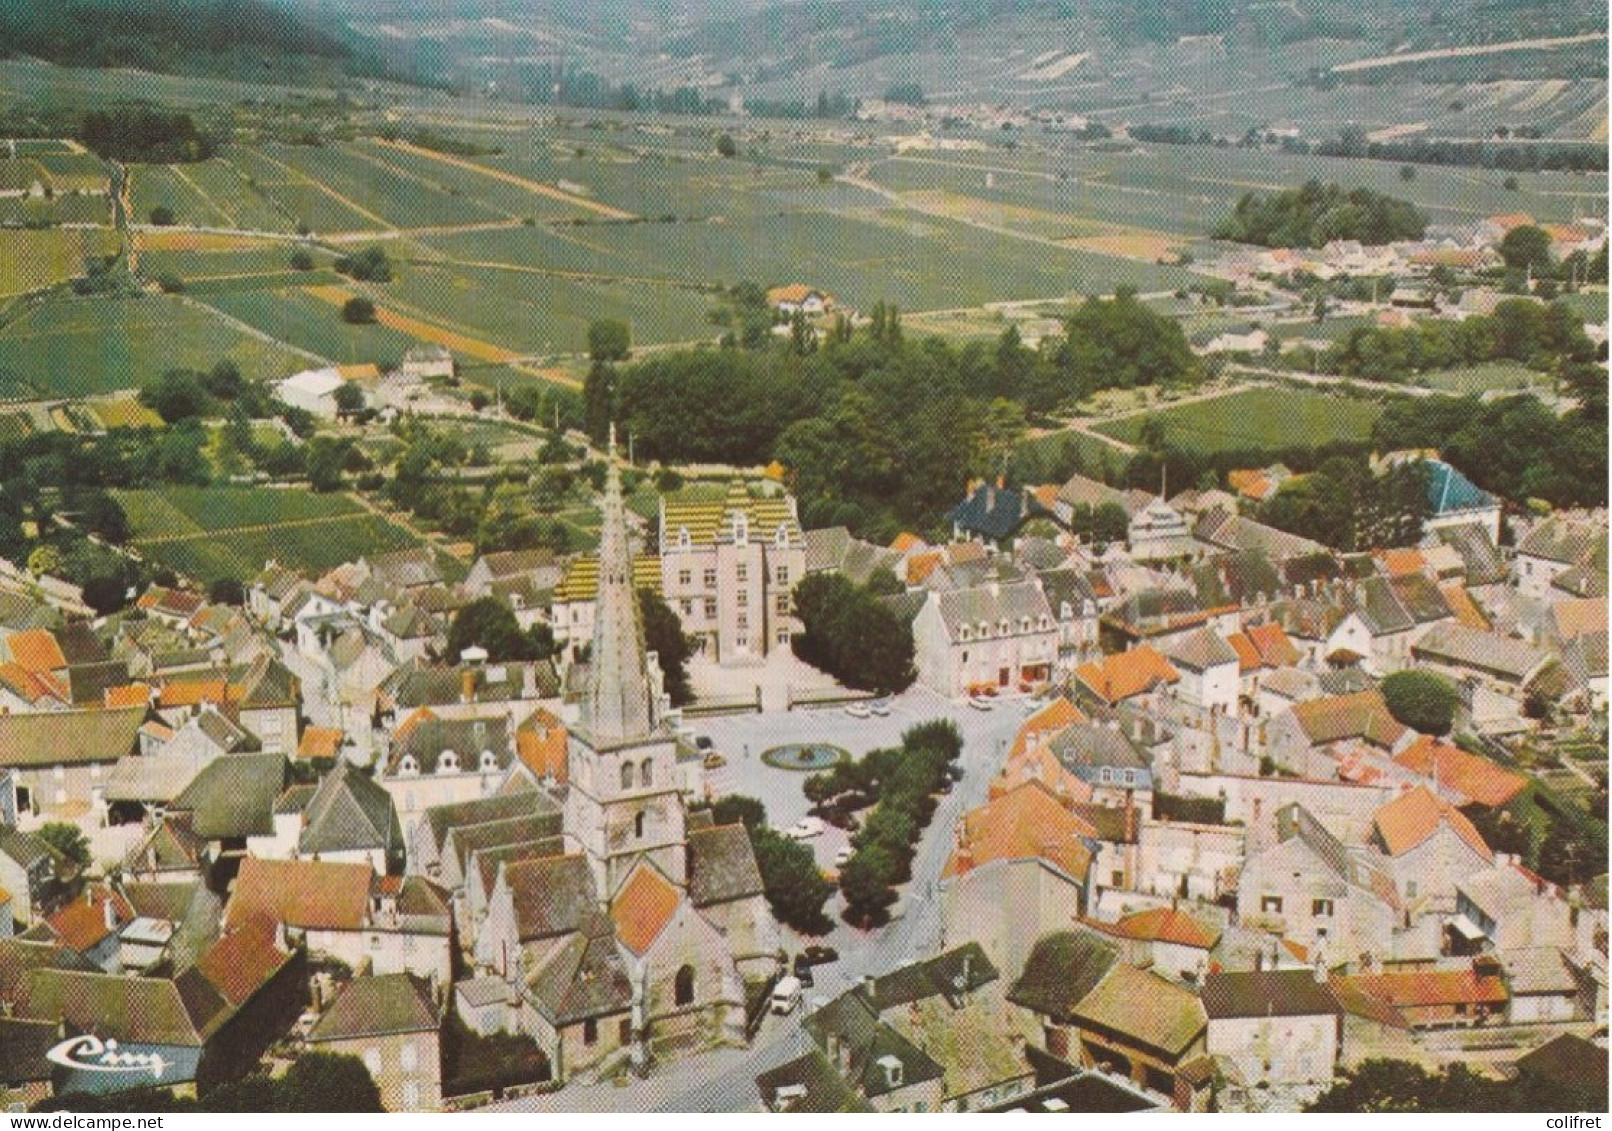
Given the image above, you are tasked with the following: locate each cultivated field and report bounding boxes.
[0,228,119,297]
[1095,387,1384,453]
[113,485,422,581]
[0,294,312,397]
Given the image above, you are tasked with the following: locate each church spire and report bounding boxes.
[579,424,658,746]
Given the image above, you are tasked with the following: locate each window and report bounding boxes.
[737,590,748,607]
[1312,898,1335,917]
[1406,880,1418,899]
[620,762,634,790]
[400,1042,418,1071]
[439,750,459,773]
[736,637,748,650]
[776,565,790,585]
[1099,767,1113,783]
[1123,769,1136,786]
[1111,870,1124,887]
[703,569,717,589]
[635,811,646,839]
[399,756,419,776]
[776,628,790,645]
[704,599,717,618]
[776,595,789,615]
[678,570,692,586]
[960,627,972,642]
[737,563,748,582]
[1261,895,1284,914]
[583,1018,598,1046]
[53,765,64,781]
[737,614,748,630]
[681,599,693,616]
[640,758,653,788]
[675,964,696,1006]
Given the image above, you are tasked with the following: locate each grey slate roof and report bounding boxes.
[1518,518,1603,565]
[525,912,633,1024]
[420,791,558,856]
[1050,722,1149,773]
[0,826,55,872]
[299,761,404,858]
[687,822,764,907]
[1202,970,1341,1019]
[1412,623,1547,683]
[1435,523,1507,586]
[1162,627,1239,671]
[931,580,1054,640]
[505,854,597,942]
[803,989,944,1099]
[364,547,443,589]
[1007,929,1120,1022]
[387,714,511,775]
[0,706,146,767]
[308,972,440,1042]
[804,526,852,573]
[169,753,289,839]
[448,814,564,879]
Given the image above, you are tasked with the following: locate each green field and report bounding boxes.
[114,486,419,581]
[0,228,119,297]
[1096,387,1383,453]
[259,143,507,229]
[129,165,233,228]
[0,294,312,396]
[202,287,418,366]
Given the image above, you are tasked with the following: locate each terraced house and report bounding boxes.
[658,481,807,665]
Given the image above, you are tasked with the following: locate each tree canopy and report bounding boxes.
[791,573,915,694]
[1215,180,1427,247]
[1380,670,1459,736]
[445,596,554,664]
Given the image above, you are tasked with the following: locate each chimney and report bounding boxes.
[461,668,476,704]
[103,893,118,932]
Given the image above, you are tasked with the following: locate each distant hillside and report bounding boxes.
[0,0,416,85]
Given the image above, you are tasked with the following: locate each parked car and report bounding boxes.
[968,694,994,711]
[869,697,892,716]
[844,701,872,719]
[791,954,815,986]
[703,752,727,769]
[833,844,855,867]
[801,945,839,966]
[787,816,827,839]
[771,975,803,1014]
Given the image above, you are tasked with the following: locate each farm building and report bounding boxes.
[276,365,378,418]
[766,284,834,316]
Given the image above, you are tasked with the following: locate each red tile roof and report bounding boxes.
[1373,785,1492,861]
[296,726,345,761]
[46,886,134,953]
[944,780,1096,881]
[610,864,680,955]
[1342,968,1508,1010]
[226,857,372,932]
[890,532,925,553]
[1377,548,1426,578]
[1394,736,1526,808]
[197,920,292,1006]
[1009,698,1086,760]
[1092,906,1221,949]
[6,629,65,674]
[158,680,238,709]
[104,683,153,709]
[1075,646,1178,704]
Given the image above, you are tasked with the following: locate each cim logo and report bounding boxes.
[45,1035,171,1081]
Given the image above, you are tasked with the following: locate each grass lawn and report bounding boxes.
[0,293,312,396]
[1095,387,1382,454]
[1413,361,1548,395]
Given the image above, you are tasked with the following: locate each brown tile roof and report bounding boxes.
[308,972,440,1042]
[1010,698,1086,760]
[103,682,153,709]
[225,857,372,932]
[296,726,345,761]
[992,742,1094,805]
[158,679,239,709]
[1072,964,1206,1057]
[1227,470,1276,501]
[1075,646,1179,704]
[1439,583,1491,631]
[515,710,568,783]
[610,864,681,955]
[46,886,134,954]
[1377,548,1426,578]
[1341,968,1508,1011]
[1092,906,1221,949]
[5,629,65,673]
[1289,690,1406,749]
[1393,736,1526,808]
[1551,596,1607,642]
[0,662,61,705]
[1373,785,1492,861]
[890,532,924,553]
[195,920,293,1006]
[944,780,1095,881]
[1202,970,1341,1019]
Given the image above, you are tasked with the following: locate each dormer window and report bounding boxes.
[960,627,972,642]
[399,756,419,776]
[775,524,789,547]
[1039,616,1051,630]
[1020,617,1030,633]
[733,513,748,542]
[978,621,989,638]
[998,619,1009,636]
[479,749,498,772]
[679,527,692,550]
[439,750,459,773]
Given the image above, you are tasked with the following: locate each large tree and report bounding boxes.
[1498,224,1554,274]
[445,596,550,664]
[1380,670,1459,735]
[791,573,915,694]
[637,587,693,706]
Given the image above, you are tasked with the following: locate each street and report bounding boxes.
[485,686,1029,1112]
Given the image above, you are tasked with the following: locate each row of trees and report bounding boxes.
[1214,180,1427,247]
[1309,1058,1604,1112]
[1319,298,1598,383]
[813,721,964,926]
[1258,456,1431,552]
[78,108,215,163]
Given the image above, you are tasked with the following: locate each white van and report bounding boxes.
[770,975,803,1014]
